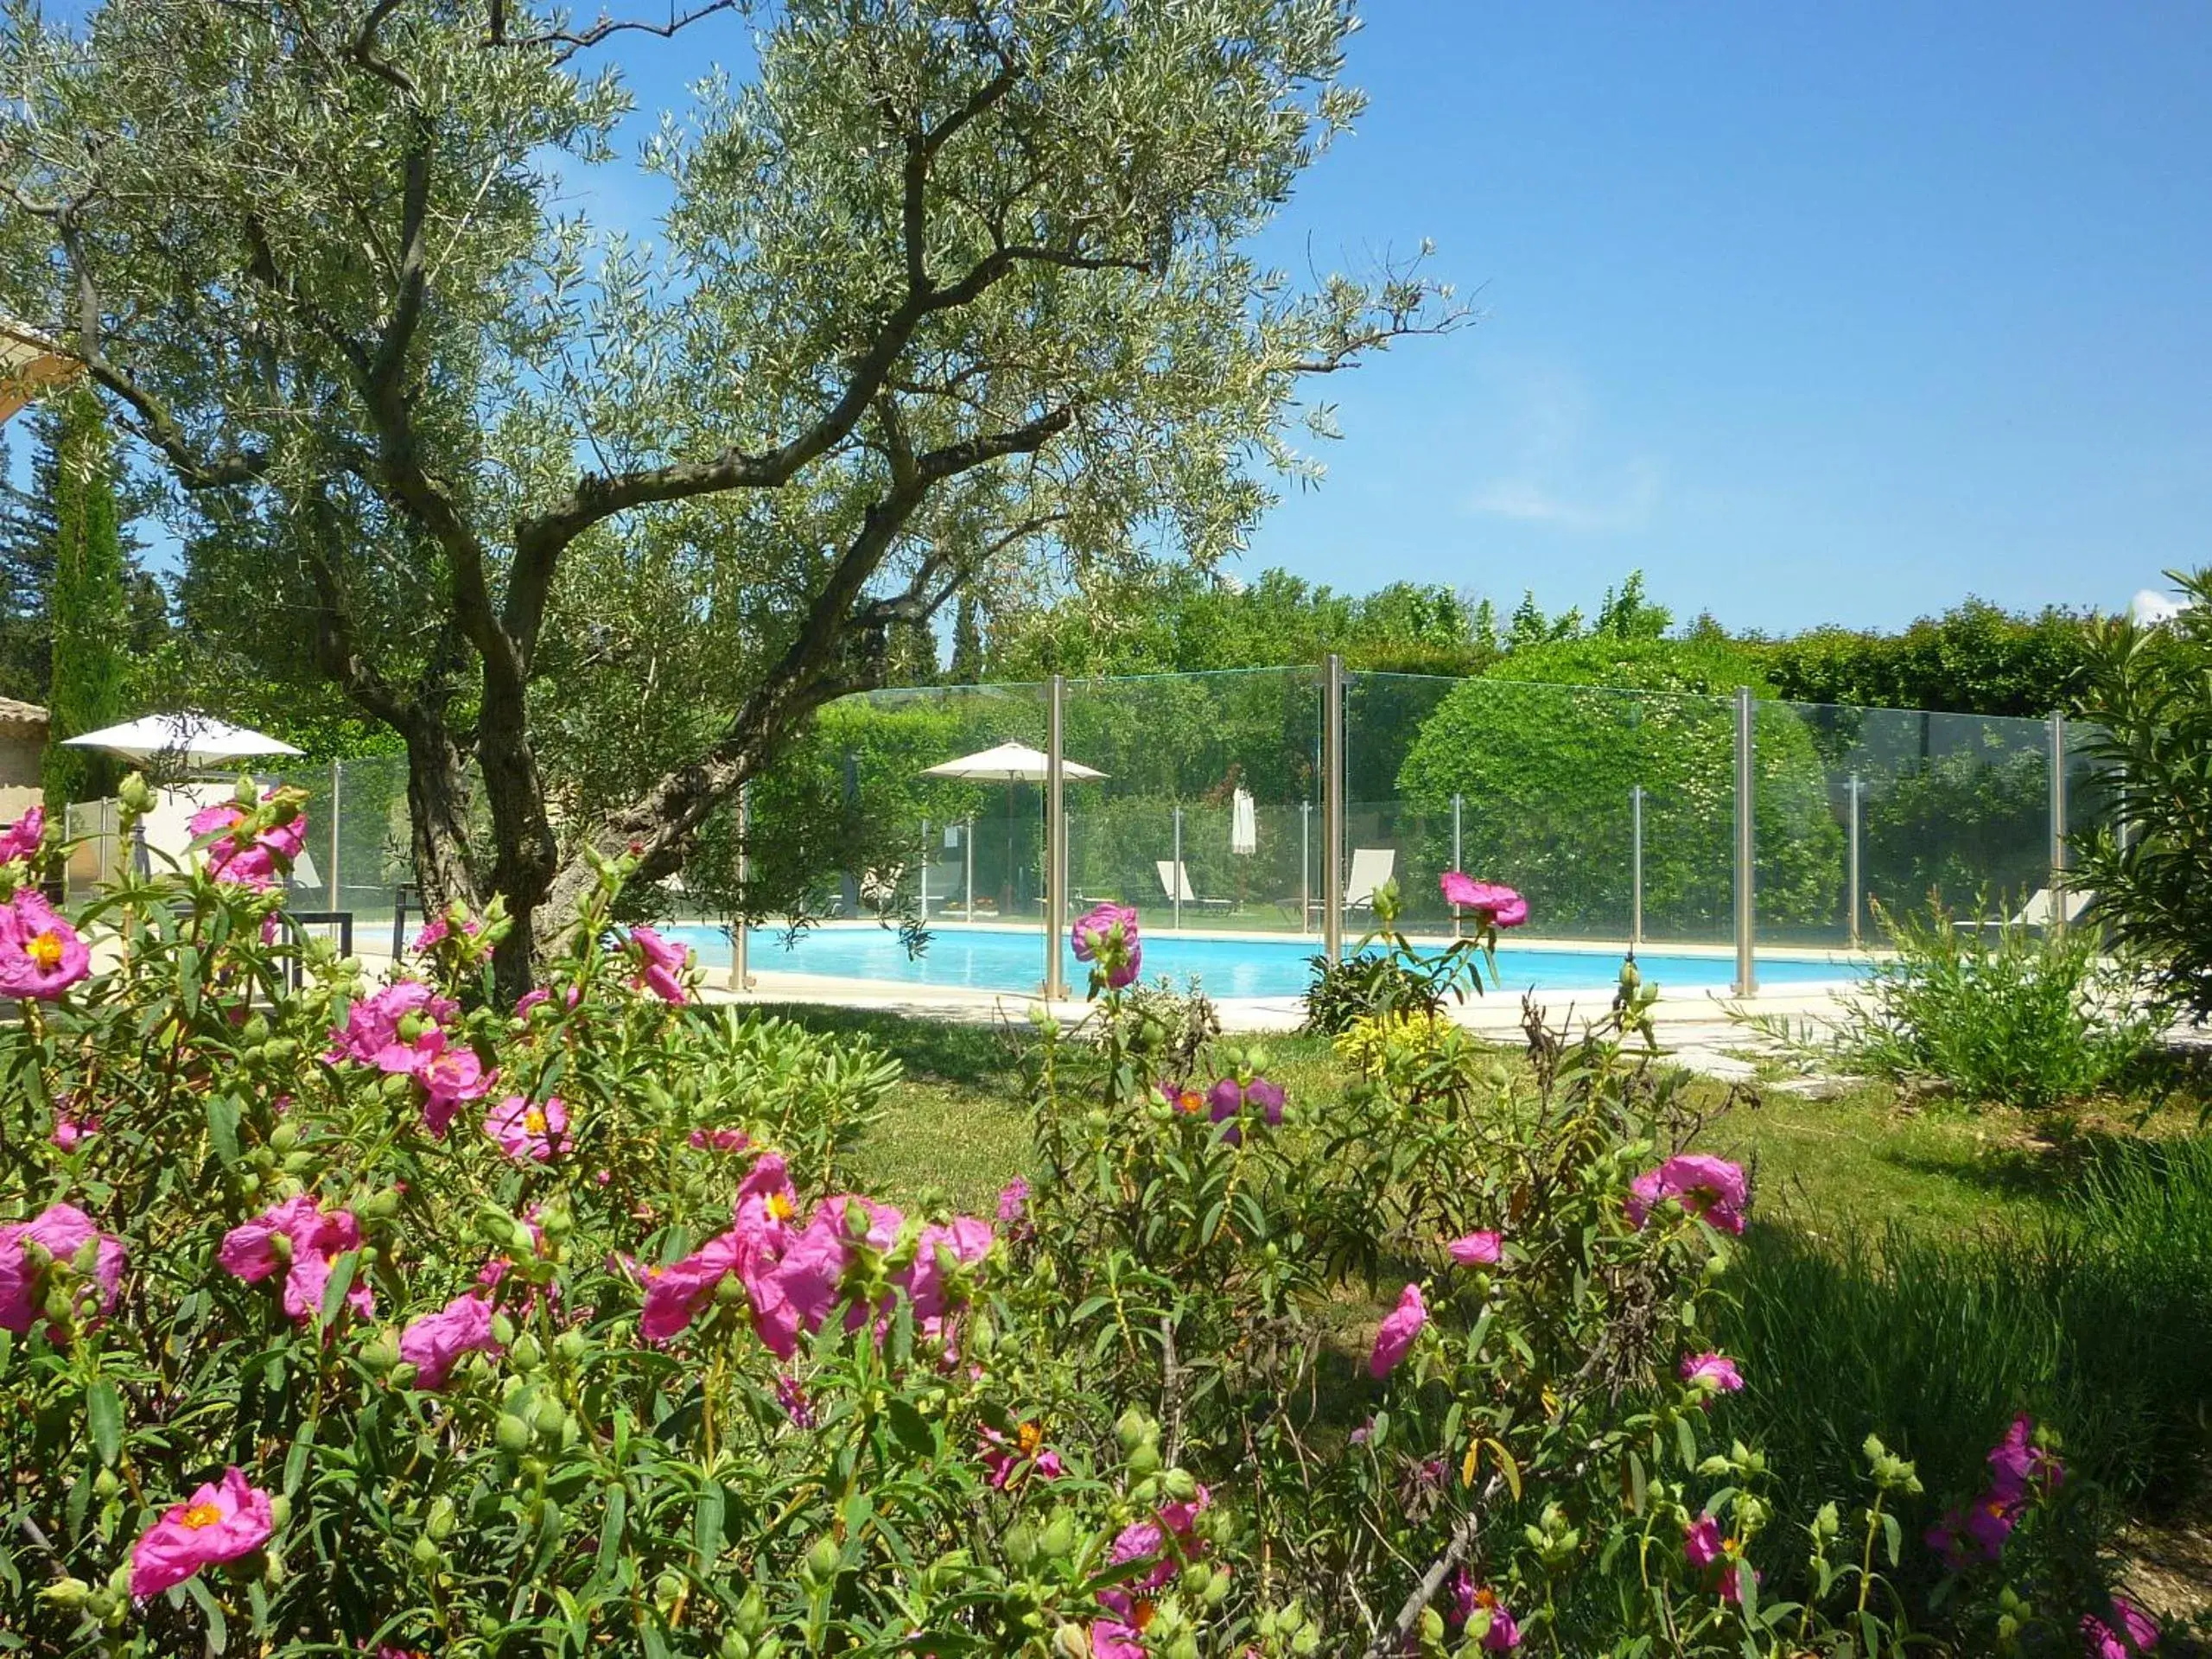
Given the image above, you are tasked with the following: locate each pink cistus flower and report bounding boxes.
[1625,1153,1749,1235]
[484,1094,571,1161]
[1099,1486,1212,1629]
[980,1422,1066,1489]
[127,1467,274,1599]
[638,1229,750,1344]
[689,1126,752,1154]
[190,793,307,892]
[50,1110,99,1150]
[397,1290,503,1389]
[411,912,485,952]
[1927,1414,2068,1568]
[1071,901,1141,989]
[0,1202,126,1335]
[995,1177,1035,1244]
[325,981,461,1069]
[1440,872,1529,929]
[1684,1515,1725,1569]
[901,1214,994,1349]
[629,926,692,1005]
[1448,1230,1503,1267]
[1205,1076,1287,1142]
[415,1036,493,1138]
[219,1195,372,1325]
[1442,1569,1523,1649]
[0,890,91,1001]
[1680,1351,1745,1397]
[0,804,43,862]
[2082,1595,2160,1658]
[1368,1282,1427,1379]
[1986,1413,2065,1505]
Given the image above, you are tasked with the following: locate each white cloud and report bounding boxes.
[1461,363,1661,534]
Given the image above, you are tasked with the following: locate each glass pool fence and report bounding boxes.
[235,662,2100,999]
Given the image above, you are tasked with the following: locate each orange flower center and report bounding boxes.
[1176,1090,1202,1114]
[25,931,62,969]
[524,1109,548,1135]
[1131,1601,1157,1633]
[767,1192,796,1222]
[181,1502,224,1530]
[1474,1586,1499,1612]
[1016,1421,1045,1456]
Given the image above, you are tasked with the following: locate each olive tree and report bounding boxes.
[0,0,1453,988]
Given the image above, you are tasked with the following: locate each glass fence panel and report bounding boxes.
[1065,667,1323,938]
[204,669,2103,997]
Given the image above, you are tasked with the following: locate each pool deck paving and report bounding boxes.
[690,964,1855,1092]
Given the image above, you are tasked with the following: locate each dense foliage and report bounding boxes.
[1397,642,1844,936]
[2072,569,2212,1018]
[0,804,2158,1656]
[1755,601,2094,721]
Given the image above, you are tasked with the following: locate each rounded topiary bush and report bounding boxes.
[1395,640,1845,938]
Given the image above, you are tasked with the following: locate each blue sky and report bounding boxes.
[591,3,2210,633]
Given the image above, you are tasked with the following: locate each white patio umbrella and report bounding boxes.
[920,742,1104,913]
[64,712,304,770]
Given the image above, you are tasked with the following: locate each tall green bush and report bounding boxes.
[2072,569,2212,1016]
[39,389,130,809]
[1397,640,1843,937]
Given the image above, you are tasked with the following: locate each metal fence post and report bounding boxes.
[1044,674,1067,999]
[1300,799,1312,936]
[1452,791,1464,939]
[327,759,342,910]
[919,817,930,920]
[1630,784,1645,948]
[1847,771,1862,949]
[2048,712,2069,931]
[1324,654,1345,963]
[729,782,753,992]
[963,814,975,920]
[1733,688,1757,996]
[1172,804,1184,930]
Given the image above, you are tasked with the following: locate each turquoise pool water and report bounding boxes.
[671,924,1867,1000]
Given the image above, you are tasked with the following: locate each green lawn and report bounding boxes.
[766,1002,2199,1239]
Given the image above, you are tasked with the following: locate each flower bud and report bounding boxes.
[735,1587,768,1637]
[1115,1407,1155,1453]
[802,1536,842,1586]
[411,1535,440,1569]
[490,1312,517,1347]
[38,1576,92,1608]
[1003,1523,1039,1570]
[1162,1468,1197,1501]
[495,1413,531,1453]
[1051,1625,1090,1659]
[267,1494,290,1531]
[653,1571,686,1614]
[1421,1607,1446,1644]
[427,1496,457,1541]
[1037,1515,1075,1560]
[511,1333,543,1371]
[721,1637,752,1659]
[533,1397,567,1440]
[1126,1441,1161,1478]
[555,1326,588,1363]
[269,1120,299,1154]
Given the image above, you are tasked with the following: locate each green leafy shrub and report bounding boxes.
[1751,899,2164,1109]
[0,785,2154,1656]
[2073,569,2212,1018]
[1397,641,1843,938]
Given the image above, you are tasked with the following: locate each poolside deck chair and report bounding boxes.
[1343,847,1397,915]
[1967,887,2095,931]
[1156,860,1235,914]
[1280,847,1400,925]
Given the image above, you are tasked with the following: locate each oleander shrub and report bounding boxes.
[0,787,2157,1657]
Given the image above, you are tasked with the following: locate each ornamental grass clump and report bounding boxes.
[0,785,2152,1656]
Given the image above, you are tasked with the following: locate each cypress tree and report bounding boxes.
[947,590,984,683]
[41,389,129,808]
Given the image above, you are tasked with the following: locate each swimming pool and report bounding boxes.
[671,924,1867,1000]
